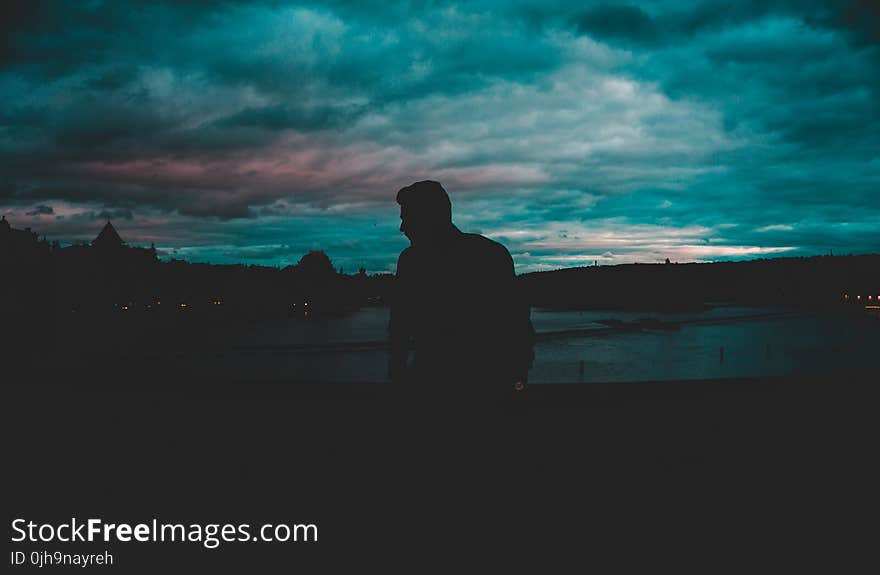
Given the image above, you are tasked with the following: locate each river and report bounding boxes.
[166,305,879,383]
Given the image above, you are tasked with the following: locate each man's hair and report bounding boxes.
[396,180,452,223]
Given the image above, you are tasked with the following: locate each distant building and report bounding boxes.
[0,215,50,263]
[93,221,124,249]
[53,221,159,313]
[0,216,53,316]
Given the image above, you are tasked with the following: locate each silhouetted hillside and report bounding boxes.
[519,255,880,310]
[4,218,878,326]
[1,220,395,358]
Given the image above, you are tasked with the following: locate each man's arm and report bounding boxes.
[388,249,413,382]
[487,242,535,383]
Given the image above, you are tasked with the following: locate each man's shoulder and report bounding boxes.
[396,246,415,269]
[459,233,512,259]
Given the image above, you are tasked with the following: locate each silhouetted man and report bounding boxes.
[388,180,534,398]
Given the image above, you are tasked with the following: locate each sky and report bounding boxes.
[2,0,879,273]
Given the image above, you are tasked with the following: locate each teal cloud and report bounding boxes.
[1,0,879,271]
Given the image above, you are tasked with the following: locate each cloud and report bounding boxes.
[214,103,366,132]
[1,1,878,271]
[571,5,661,45]
[94,208,134,221]
[25,204,54,216]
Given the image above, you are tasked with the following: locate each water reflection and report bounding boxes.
[167,306,879,383]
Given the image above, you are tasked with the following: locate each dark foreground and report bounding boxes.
[3,364,879,505]
[4,365,878,571]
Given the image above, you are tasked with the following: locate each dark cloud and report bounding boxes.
[819,0,880,45]
[1,0,879,270]
[571,5,661,45]
[94,208,134,221]
[0,104,46,128]
[84,66,141,92]
[668,0,788,37]
[25,204,54,216]
[214,103,366,132]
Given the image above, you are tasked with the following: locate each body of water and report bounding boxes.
[166,306,879,383]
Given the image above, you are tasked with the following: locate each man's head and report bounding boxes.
[396,180,453,247]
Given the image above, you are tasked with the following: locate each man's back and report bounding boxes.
[390,227,534,387]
